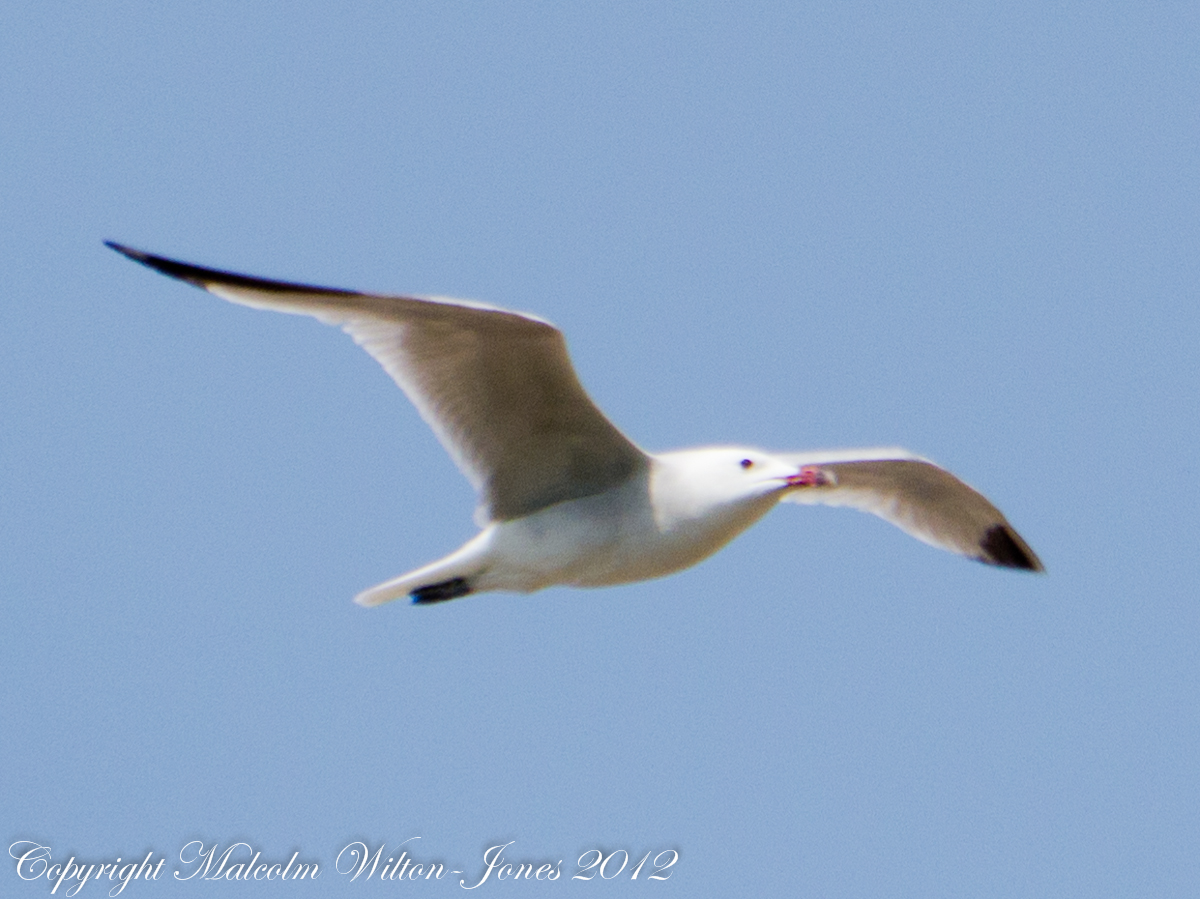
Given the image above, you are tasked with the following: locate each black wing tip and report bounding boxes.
[410,577,473,605]
[105,239,363,297]
[105,240,213,289]
[980,524,1045,573]
[104,239,136,256]
[106,241,177,275]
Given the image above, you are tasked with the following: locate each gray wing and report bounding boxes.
[778,447,1043,571]
[108,242,648,521]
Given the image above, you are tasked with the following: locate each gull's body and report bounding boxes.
[108,243,1043,606]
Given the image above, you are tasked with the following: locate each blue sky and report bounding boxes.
[3,2,1198,896]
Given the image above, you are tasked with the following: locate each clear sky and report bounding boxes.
[3,2,1198,896]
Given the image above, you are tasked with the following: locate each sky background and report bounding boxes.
[3,1,1198,896]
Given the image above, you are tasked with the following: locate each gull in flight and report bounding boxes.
[108,242,1043,606]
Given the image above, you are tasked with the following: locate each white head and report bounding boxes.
[649,447,805,534]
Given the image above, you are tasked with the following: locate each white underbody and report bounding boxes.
[355,455,786,606]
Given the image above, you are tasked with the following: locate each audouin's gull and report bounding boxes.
[107,242,1043,606]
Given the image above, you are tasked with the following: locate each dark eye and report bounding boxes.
[740,458,753,469]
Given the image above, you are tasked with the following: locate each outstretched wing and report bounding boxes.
[108,242,648,522]
[778,448,1043,571]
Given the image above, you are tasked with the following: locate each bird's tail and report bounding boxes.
[354,531,491,607]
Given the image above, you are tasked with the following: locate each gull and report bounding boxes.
[107,242,1043,606]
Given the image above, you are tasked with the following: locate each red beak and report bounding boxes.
[785,466,831,488]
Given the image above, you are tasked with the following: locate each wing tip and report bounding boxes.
[104,239,136,257]
[105,240,213,289]
[979,524,1044,573]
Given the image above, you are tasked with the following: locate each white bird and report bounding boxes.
[107,242,1043,606]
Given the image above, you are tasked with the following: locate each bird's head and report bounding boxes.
[650,447,818,528]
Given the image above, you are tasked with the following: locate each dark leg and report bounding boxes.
[410,577,472,604]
